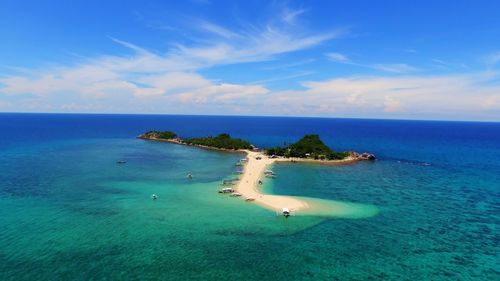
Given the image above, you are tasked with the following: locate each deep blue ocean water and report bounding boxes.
[0,113,499,280]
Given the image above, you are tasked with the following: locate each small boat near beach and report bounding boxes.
[222,178,239,184]
[116,160,127,164]
[230,192,242,197]
[245,198,255,202]
[282,207,290,217]
[218,187,235,193]
[220,182,236,186]
[265,174,276,179]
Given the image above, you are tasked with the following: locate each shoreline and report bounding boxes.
[139,135,370,213]
[233,150,363,212]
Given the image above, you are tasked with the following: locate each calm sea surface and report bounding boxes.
[0,113,498,280]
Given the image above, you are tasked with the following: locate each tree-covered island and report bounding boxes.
[138,131,375,160]
[139,131,252,150]
[265,134,350,160]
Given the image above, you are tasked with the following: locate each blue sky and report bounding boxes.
[1,0,500,121]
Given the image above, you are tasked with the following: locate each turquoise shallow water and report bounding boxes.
[0,114,499,280]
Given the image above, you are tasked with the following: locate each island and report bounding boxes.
[138,130,375,213]
[139,131,253,150]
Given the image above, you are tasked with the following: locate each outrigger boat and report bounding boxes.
[282,208,290,217]
[222,178,239,184]
[218,187,235,193]
[220,181,236,186]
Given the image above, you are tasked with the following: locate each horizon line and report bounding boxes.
[0,111,499,124]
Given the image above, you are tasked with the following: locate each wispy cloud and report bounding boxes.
[325,52,350,63]
[0,9,340,112]
[431,59,467,69]
[371,63,418,73]
[249,71,315,85]
[282,8,308,24]
[325,53,418,73]
[486,51,500,65]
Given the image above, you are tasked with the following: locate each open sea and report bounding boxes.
[0,113,498,280]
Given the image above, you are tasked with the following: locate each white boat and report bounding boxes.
[187,173,193,179]
[230,192,242,197]
[151,194,158,200]
[282,208,290,217]
[218,187,235,193]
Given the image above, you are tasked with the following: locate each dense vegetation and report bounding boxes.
[141,131,177,139]
[265,134,349,160]
[184,133,253,150]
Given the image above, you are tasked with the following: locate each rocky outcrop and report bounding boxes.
[350,152,376,160]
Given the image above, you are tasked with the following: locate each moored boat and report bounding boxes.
[218,187,235,193]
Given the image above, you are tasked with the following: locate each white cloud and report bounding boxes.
[486,51,500,65]
[282,8,308,24]
[371,63,418,73]
[326,52,350,63]
[263,72,500,119]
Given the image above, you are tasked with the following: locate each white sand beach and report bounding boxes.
[235,150,310,212]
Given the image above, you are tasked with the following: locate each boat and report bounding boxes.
[258,179,263,185]
[187,173,193,179]
[245,198,255,202]
[264,170,274,174]
[282,208,290,217]
[235,162,244,167]
[222,178,239,184]
[116,160,127,164]
[265,174,276,179]
[151,194,158,200]
[234,170,244,175]
[239,158,248,162]
[230,192,242,197]
[220,182,236,186]
[218,187,235,193]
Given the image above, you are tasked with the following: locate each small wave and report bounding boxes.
[396,160,432,166]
